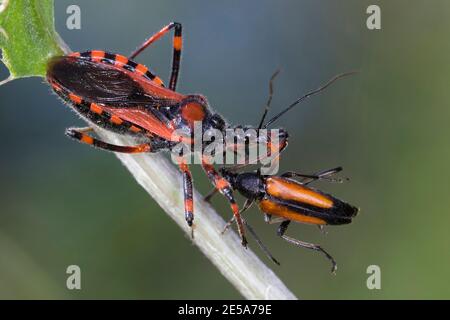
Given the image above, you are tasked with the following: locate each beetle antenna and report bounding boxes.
[243,218,280,266]
[263,71,358,128]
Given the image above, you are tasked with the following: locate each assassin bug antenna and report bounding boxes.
[263,71,359,129]
[258,69,281,130]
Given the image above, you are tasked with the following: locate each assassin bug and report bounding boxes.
[46,22,354,247]
[215,166,359,273]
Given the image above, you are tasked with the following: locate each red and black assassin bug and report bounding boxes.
[214,166,359,273]
[46,22,354,247]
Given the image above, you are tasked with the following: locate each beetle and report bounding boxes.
[46,22,355,247]
[215,166,359,272]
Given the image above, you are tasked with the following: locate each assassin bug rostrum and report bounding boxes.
[215,166,359,273]
[46,22,355,247]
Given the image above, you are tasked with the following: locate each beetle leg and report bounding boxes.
[266,216,286,225]
[221,198,254,234]
[281,167,346,185]
[203,187,219,203]
[277,220,337,273]
[129,22,183,91]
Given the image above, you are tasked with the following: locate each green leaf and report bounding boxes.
[0,0,66,81]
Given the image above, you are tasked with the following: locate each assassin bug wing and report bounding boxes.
[48,56,157,106]
[100,105,179,142]
[47,60,183,142]
[47,54,185,108]
[259,177,359,226]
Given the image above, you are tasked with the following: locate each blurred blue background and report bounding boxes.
[1,0,449,299]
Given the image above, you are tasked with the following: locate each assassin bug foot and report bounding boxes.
[241,236,248,248]
[189,224,195,240]
[185,212,194,227]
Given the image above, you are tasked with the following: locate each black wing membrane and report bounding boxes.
[47,56,175,108]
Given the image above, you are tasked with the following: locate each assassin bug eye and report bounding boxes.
[210,114,226,131]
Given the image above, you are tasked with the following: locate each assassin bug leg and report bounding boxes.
[263,71,358,128]
[65,127,151,153]
[177,158,194,228]
[221,199,280,266]
[258,69,281,129]
[277,220,337,274]
[129,22,183,91]
[201,158,247,247]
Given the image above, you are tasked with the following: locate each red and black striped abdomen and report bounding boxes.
[259,177,359,225]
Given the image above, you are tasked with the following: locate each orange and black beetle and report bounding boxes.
[216,166,359,272]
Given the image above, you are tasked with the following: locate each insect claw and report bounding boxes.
[331,263,338,275]
[317,225,328,235]
[241,237,248,248]
[190,225,195,240]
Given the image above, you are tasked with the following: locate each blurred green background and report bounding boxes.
[1,0,449,299]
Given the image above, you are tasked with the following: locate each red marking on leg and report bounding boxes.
[135,64,148,75]
[130,125,142,133]
[51,82,62,91]
[185,199,193,213]
[69,93,82,104]
[110,115,123,125]
[114,54,128,67]
[80,134,94,145]
[90,103,103,114]
[91,50,105,62]
[216,178,229,191]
